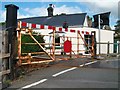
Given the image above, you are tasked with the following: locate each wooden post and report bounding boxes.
[91,32,95,58]
[49,36,51,55]
[78,32,93,57]
[118,41,120,54]
[70,37,72,58]
[17,28,21,65]
[16,21,22,65]
[10,30,17,80]
[52,29,55,60]
[77,31,79,55]
[1,30,11,89]
[107,41,110,55]
[5,4,19,80]
[0,30,2,90]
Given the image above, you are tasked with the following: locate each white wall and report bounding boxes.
[33,27,114,55]
[83,16,88,27]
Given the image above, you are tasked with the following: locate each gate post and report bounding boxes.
[91,31,97,58]
[5,4,19,80]
[17,21,21,65]
[77,31,79,55]
[118,41,120,54]
[107,41,110,55]
[52,29,55,60]
[0,30,2,89]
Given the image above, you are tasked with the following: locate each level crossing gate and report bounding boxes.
[16,21,96,66]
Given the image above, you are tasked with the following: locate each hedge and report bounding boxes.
[21,34,45,53]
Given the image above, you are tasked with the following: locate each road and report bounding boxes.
[6,58,119,89]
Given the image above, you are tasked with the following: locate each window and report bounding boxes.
[55,37,60,46]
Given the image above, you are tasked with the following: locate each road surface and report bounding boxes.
[5,58,119,89]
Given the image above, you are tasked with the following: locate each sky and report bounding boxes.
[0,0,119,29]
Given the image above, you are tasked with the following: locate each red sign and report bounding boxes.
[64,40,72,53]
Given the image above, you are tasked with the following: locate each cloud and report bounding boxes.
[0,0,119,29]
[16,5,83,20]
[0,10,6,22]
[20,5,83,18]
[0,4,83,22]
[79,0,119,29]
[18,11,33,19]
[82,0,119,19]
[54,5,83,15]
[22,7,47,17]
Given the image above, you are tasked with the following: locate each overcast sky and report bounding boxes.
[0,0,119,29]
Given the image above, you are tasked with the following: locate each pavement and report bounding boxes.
[3,57,120,90]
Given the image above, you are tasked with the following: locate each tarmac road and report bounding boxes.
[6,58,119,89]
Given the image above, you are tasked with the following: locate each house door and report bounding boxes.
[84,35,92,54]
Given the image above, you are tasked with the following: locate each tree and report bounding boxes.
[114,20,120,32]
[114,20,120,39]
[0,22,5,25]
[87,15,92,27]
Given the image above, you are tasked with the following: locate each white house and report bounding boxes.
[19,12,114,55]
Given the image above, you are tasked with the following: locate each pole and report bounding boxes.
[77,31,79,55]
[107,41,110,55]
[70,37,72,58]
[98,15,101,55]
[17,21,21,65]
[17,29,21,65]
[118,41,120,54]
[52,29,55,60]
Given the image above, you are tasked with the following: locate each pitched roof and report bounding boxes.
[18,13,87,27]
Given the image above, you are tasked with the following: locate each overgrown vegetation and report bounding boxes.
[0,22,5,25]
[21,32,45,53]
[114,20,120,39]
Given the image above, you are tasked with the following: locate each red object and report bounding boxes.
[40,25,44,29]
[22,22,27,27]
[86,32,89,35]
[70,29,75,33]
[82,31,84,34]
[52,26,56,30]
[59,28,62,31]
[64,40,72,53]
[65,28,68,32]
[78,30,80,33]
[32,24,36,28]
[48,26,53,29]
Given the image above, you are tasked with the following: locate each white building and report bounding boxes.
[19,12,114,55]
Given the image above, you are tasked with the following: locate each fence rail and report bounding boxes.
[96,42,120,55]
[0,53,10,59]
[0,69,10,76]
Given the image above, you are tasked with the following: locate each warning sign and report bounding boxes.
[64,40,72,53]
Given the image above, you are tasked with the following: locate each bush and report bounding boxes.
[21,33,45,53]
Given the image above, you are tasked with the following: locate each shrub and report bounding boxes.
[21,33,45,53]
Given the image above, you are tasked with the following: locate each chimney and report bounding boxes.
[47,4,53,17]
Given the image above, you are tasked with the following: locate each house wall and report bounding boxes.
[83,16,88,27]
[76,27,114,54]
[34,27,114,55]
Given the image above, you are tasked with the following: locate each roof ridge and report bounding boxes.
[18,13,87,20]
